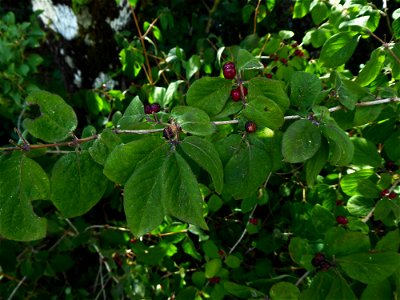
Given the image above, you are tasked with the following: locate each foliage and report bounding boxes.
[1,0,400,299]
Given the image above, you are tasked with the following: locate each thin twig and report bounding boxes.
[92,244,119,284]
[295,271,310,286]
[253,0,262,34]
[65,218,80,235]
[7,276,26,300]
[84,225,131,232]
[129,5,153,84]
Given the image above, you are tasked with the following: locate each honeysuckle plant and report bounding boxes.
[1,0,400,299]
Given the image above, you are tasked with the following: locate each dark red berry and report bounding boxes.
[266,73,273,79]
[129,238,137,243]
[151,103,161,113]
[273,55,279,62]
[336,216,348,225]
[294,49,304,57]
[223,62,236,79]
[280,58,288,64]
[249,218,258,225]
[209,277,220,284]
[381,189,390,197]
[218,249,226,257]
[336,200,345,206]
[245,121,257,133]
[319,261,331,271]
[144,104,152,114]
[230,88,241,101]
[385,161,399,171]
[388,192,397,200]
[311,252,326,267]
[291,42,298,48]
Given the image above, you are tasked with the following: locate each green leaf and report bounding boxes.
[326,274,357,300]
[89,129,122,165]
[334,73,370,110]
[225,255,241,269]
[163,152,208,229]
[186,77,232,116]
[223,281,265,299]
[293,0,311,19]
[236,48,264,71]
[104,137,164,185]
[243,96,284,130]
[270,282,300,300]
[310,1,329,25]
[320,32,361,68]
[337,252,400,284]
[384,131,400,162]
[311,204,335,234]
[305,137,329,185]
[51,151,108,217]
[224,143,271,199]
[184,54,201,80]
[288,237,313,268]
[360,280,392,300]
[290,71,322,111]
[0,154,49,241]
[248,77,290,111]
[356,48,386,86]
[351,137,381,167]
[282,119,322,163]
[324,227,371,257]
[205,258,222,278]
[117,96,145,129]
[340,169,377,197]
[124,144,168,236]
[321,124,354,166]
[347,196,374,217]
[182,238,202,261]
[171,106,215,136]
[179,136,223,193]
[376,229,400,252]
[23,90,78,142]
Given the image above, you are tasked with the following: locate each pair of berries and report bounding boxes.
[381,189,398,199]
[336,216,348,225]
[311,252,331,271]
[223,62,236,79]
[144,103,161,114]
[230,86,248,102]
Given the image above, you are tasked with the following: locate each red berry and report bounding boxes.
[209,277,220,284]
[144,104,152,114]
[336,200,345,206]
[311,252,325,267]
[294,49,304,57]
[245,121,257,133]
[381,189,390,197]
[230,88,241,101]
[291,42,298,48]
[249,218,258,225]
[151,103,161,113]
[386,161,399,171]
[266,73,273,79]
[336,216,348,225]
[388,192,397,200]
[218,249,226,257]
[280,58,288,64]
[223,62,236,79]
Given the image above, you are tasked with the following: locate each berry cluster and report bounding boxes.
[311,252,331,271]
[230,86,248,102]
[381,189,398,200]
[208,277,220,284]
[223,62,236,79]
[144,103,161,114]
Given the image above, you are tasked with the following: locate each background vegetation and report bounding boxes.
[0,0,400,299]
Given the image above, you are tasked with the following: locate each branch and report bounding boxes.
[1,98,398,152]
[7,276,26,300]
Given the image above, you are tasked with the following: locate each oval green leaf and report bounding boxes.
[51,151,108,217]
[248,77,290,111]
[186,77,232,116]
[243,96,284,130]
[179,136,224,193]
[320,32,361,68]
[321,124,354,166]
[171,106,215,136]
[23,90,78,142]
[0,154,49,241]
[282,119,322,163]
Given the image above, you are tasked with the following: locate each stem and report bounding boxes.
[1,98,398,152]
[367,30,400,65]
[7,276,26,300]
[253,0,262,34]
[129,4,153,84]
